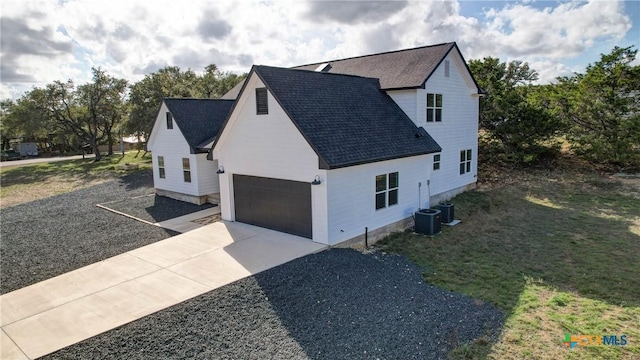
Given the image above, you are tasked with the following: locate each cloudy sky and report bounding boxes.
[1,0,638,99]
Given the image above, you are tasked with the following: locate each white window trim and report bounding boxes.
[426,93,443,122]
[158,156,165,179]
[182,158,191,183]
[433,153,441,171]
[375,172,399,210]
[460,149,472,175]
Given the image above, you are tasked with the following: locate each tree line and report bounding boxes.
[1,46,638,168]
[469,45,640,170]
[0,65,245,161]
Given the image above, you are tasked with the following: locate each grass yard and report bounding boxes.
[377,161,640,359]
[0,152,152,209]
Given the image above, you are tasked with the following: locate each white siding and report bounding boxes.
[326,155,430,245]
[421,50,479,197]
[195,156,219,195]
[387,89,417,123]
[214,73,329,242]
[148,103,203,196]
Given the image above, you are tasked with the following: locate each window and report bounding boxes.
[256,87,268,115]
[166,112,173,129]
[158,156,165,179]
[444,60,450,77]
[460,149,472,175]
[375,172,399,210]
[433,154,441,171]
[182,158,191,183]
[426,93,442,122]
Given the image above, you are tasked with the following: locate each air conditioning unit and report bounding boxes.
[414,209,441,235]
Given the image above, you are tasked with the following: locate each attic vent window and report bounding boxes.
[256,87,268,115]
[166,112,173,129]
[444,60,450,77]
[315,63,331,72]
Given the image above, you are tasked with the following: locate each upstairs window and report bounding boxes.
[444,60,450,77]
[433,154,441,171]
[460,149,472,175]
[375,172,399,210]
[256,87,268,115]
[166,112,173,129]
[158,156,165,179]
[426,93,442,122]
[183,158,191,183]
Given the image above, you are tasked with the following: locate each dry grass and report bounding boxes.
[0,152,152,209]
[378,155,640,359]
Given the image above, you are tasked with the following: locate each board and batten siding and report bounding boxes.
[213,73,329,243]
[148,103,201,197]
[326,155,430,245]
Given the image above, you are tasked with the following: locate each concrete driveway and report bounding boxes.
[0,221,326,359]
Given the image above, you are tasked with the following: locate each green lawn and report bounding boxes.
[377,166,640,359]
[0,151,152,208]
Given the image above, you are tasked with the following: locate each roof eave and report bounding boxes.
[323,149,441,170]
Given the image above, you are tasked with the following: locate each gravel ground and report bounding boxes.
[44,249,503,360]
[0,172,180,294]
[100,194,213,223]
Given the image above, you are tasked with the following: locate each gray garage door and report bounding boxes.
[233,174,312,239]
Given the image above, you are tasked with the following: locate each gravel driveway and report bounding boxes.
[0,172,208,294]
[44,249,503,360]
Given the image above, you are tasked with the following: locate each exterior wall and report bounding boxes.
[387,90,417,122]
[325,155,430,245]
[385,50,480,202]
[148,103,202,197]
[196,155,219,196]
[421,51,479,198]
[213,73,329,243]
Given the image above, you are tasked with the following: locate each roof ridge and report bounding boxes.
[164,97,235,101]
[294,42,455,67]
[255,65,382,83]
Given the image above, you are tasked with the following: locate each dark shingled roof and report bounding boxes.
[221,42,482,99]
[293,42,456,90]
[250,66,441,169]
[164,98,234,153]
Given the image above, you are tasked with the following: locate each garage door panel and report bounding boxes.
[233,175,312,239]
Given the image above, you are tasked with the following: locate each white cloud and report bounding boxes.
[0,0,634,97]
[483,0,631,59]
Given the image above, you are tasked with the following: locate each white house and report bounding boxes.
[292,42,482,204]
[147,98,234,205]
[151,42,483,246]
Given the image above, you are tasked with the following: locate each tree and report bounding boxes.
[126,66,201,146]
[126,65,246,150]
[554,46,640,167]
[42,68,128,160]
[0,91,54,150]
[469,57,563,162]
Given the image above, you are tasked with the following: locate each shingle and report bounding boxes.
[164,98,234,153]
[293,42,455,90]
[254,66,441,169]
